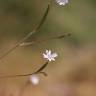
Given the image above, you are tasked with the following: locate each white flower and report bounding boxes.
[30,74,40,85]
[55,0,68,6]
[43,50,58,61]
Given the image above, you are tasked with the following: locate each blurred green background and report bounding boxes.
[0,0,96,96]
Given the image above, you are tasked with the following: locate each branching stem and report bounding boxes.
[0,2,51,60]
[0,61,48,79]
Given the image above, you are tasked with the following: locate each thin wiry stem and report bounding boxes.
[18,62,49,96]
[0,73,33,78]
[0,61,49,79]
[35,62,48,73]
[17,62,49,96]
[20,33,71,47]
[0,2,51,60]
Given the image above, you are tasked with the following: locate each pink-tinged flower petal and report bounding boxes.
[48,58,52,61]
[46,50,49,53]
[51,58,55,61]
[43,54,48,58]
[52,53,58,58]
[47,50,51,55]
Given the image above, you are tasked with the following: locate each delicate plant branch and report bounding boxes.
[17,62,49,96]
[0,0,71,79]
[35,61,48,74]
[0,1,51,60]
[0,1,70,96]
[0,0,70,60]
[0,0,70,81]
[0,61,49,79]
[20,33,71,47]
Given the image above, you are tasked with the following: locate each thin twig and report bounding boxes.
[0,73,33,78]
[19,33,71,46]
[35,62,48,73]
[0,61,49,79]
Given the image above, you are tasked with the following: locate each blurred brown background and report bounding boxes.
[0,0,96,96]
